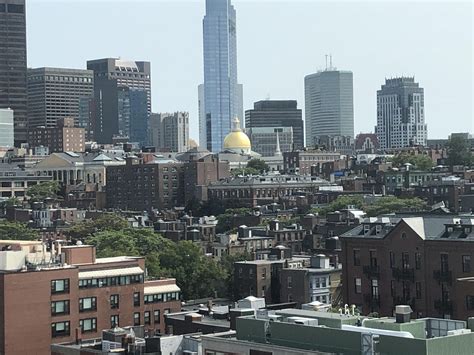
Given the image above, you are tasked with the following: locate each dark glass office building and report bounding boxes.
[0,0,27,146]
[87,58,151,144]
[245,100,304,150]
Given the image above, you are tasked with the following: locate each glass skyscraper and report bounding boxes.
[200,0,243,152]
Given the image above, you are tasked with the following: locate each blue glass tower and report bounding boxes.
[200,0,243,153]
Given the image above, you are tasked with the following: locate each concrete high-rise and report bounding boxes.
[0,0,27,146]
[199,0,243,152]
[375,77,427,149]
[245,100,304,150]
[149,112,189,153]
[86,58,151,143]
[27,67,94,129]
[304,69,354,147]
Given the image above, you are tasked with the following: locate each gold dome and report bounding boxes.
[223,117,251,150]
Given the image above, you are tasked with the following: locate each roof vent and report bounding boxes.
[395,305,412,323]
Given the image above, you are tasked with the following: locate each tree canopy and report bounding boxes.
[246,159,269,173]
[312,195,427,217]
[391,152,434,171]
[216,208,252,233]
[27,181,60,203]
[0,221,38,240]
[68,213,129,240]
[446,135,473,167]
[231,167,260,176]
[85,227,236,300]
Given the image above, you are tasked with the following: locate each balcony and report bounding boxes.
[363,294,380,307]
[434,299,453,313]
[392,267,415,282]
[363,265,380,278]
[433,270,452,285]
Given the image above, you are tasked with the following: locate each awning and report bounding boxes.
[78,266,143,279]
[144,284,181,295]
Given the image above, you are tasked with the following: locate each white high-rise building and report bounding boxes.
[199,0,243,152]
[0,108,14,147]
[305,68,354,147]
[375,77,427,149]
[149,112,189,153]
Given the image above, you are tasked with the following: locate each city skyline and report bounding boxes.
[26,0,473,143]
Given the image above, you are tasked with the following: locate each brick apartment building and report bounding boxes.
[28,117,85,153]
[0,240,180,354]
[106,156,184,211]
[340,213,474,320]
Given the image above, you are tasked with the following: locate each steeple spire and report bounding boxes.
[274,130,282,157]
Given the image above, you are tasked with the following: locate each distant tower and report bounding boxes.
[375,77,427,149]
[304,64,354,147]
[0,0,27,146]
[199,0,243,152]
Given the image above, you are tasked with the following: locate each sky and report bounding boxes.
[27,0,473,143]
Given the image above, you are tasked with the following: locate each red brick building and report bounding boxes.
[28,117,85,153]
[340,214,474,320]
[0,240,180,354]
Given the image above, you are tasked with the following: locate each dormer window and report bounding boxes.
[447,226,454,233]
[376,225,382,234]
[364,225,370,234]
[465,227,471,234]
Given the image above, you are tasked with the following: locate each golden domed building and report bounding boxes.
[223,117,252,154]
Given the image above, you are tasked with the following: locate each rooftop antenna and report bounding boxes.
[330,54,333,70]
[325,54,328,70]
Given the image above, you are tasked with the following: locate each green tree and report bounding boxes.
[392,152,433,171]
[219,252,252,299]
[27,181,60,203]
[446,135,473,166]
[246,159,269,173]
[69,213,129,240]
[312,195,364,216]
[0,221,38,240]
[365,196,427,217]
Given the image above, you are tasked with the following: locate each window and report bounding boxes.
[369,250,377,268]
[262,268,267,279]
[354,278,362,294]
[262,285,266,297]
[110,294,119,309]
[466,296,474,310]
[391,280,396,297]
[79,297,97,312]
[52,321,70,338]
[154,310,160,324]
[7,4,24,13]
[415,253,421,270]
[353,249,361,266]
[416,282,422,299]
[463,255,471,273]
[79,318,97,333]
[287,276,292,289]
[134,312,140,326]
[402,281,411,300]
[144,311,151,325]
[371,279,379,298]
[111,315,119,328]
[134,292,140,307]
[51,279,69,294]
[402,252,410,269]
[51,300,70,316]
[390,252,395,268]
[441,253,449,273]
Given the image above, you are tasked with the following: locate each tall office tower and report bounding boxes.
[149,112,189,153]
[27,68,94,129]
[86,58,151,143]
[199,0,243,152]
[78,97,95,141]
[375,77,427,149]
[245,100,304,150]
[0,0,27,146]
[304,68,354,147]
[0,108,14,147]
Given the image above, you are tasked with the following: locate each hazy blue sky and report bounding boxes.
[27,0,473,142]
